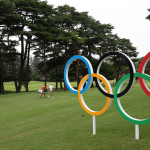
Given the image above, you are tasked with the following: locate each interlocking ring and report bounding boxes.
[64,55,93,94]
[138,52,150,97]
[78,73,112,116]
[95,52,136,98]
[64,52,150,125]
[114,73,150,125]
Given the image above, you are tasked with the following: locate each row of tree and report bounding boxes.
[0,0,149,94]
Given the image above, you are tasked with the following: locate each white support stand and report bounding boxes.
[135,124,139,140]
[93,115,96,135]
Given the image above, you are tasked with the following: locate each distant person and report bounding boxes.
[40,84,47,98]
[48,83,54,98]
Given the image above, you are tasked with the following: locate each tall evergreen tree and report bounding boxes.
[0,0,19,93]
[146,8,150,20]
[32,1,57,86]
[0,0,139,93]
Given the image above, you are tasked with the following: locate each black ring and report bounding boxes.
[94,52,135,98]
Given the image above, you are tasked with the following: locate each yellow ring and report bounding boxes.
[78,73,111,116]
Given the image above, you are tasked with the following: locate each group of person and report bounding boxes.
[40,83,54,99]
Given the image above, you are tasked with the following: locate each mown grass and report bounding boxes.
[0,80,150,150]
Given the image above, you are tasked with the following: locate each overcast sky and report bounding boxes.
[47,0,150,58]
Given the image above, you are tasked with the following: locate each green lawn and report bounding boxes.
[0,81,150,150]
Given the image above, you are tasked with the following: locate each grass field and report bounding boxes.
[0,80,150,150]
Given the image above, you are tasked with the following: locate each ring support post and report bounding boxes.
[135,124,139,140]
[93,115,96,135]
[78,73,112,135]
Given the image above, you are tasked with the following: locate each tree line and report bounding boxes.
[0,0,149,94]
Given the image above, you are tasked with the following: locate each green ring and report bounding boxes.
[114,72,150,125]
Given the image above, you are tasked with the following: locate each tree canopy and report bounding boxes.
[0,0,139,94]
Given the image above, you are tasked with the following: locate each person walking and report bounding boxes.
[40,84,47,98]
[48,83,54,98]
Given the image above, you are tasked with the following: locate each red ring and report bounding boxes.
[138,52,150,97]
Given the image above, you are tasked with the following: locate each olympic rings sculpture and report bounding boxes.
[64,52,150,125]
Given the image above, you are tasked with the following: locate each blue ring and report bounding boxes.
[64,55,92,94]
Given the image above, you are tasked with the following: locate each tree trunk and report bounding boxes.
[16,62,24,93]
[44,48,47,87]
[76,41,80,87]
[16,34,25,93]
[64,83,67,91]
[59,64,63,89]
[116,66,120,84]
[17,33,28,93]
[64,45,69,91]
[113,56,121,84]
[25,41,31,92]
[55,65,58,90]
[0,82,5,94]
[88,45,93,87]
[60,78,63,89]
[76,59,80,87]
[0,71,5,94]
[11,60,18,91]
[7,32,18,92]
